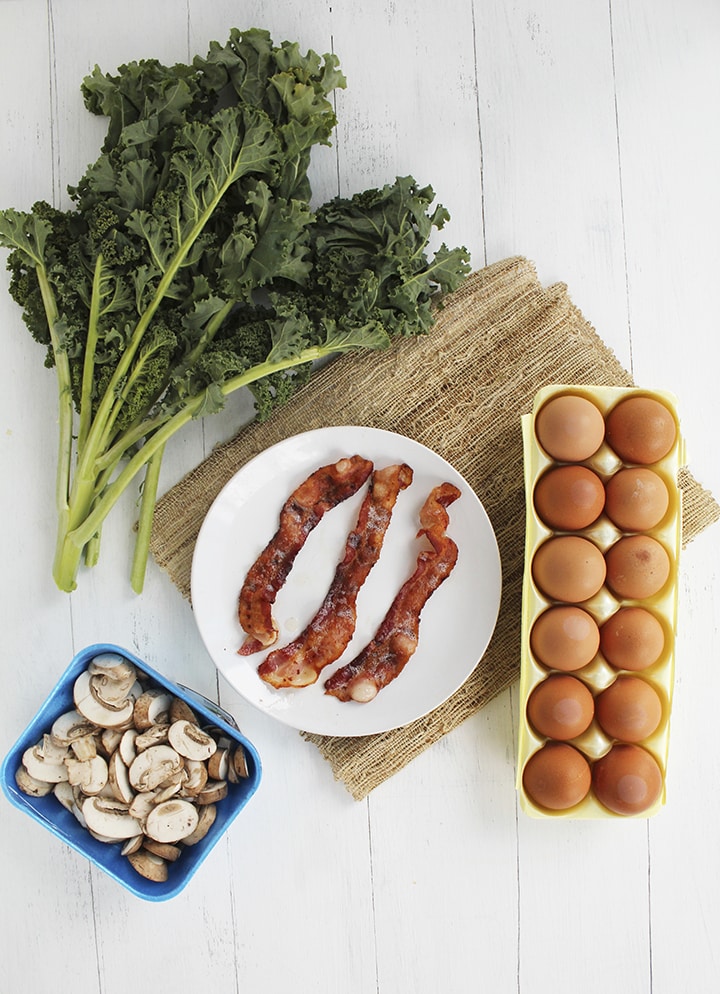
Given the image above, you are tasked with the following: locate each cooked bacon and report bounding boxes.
[258,463,414,688]
[324,482,461,703]
[238,455,374,654]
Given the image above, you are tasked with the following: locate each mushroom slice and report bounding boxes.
[142,838,182,861]
[207,747,229,782]
[71,733,98,762]
[15,766,55,797]
[197,780,228,805]
[153,774,186,805]
[53,780,77,811]
[73,670,135,729]
[145,799,199,844]
[66,755,109,796]
[181,759,208,797]
[231,745,250,780]
[134,723,170,752]
[50,709,96,748]
[182,803,217,846]
[167,720,217,762]
[118,728,138,767]
[133,689,173,731]
[121,834,144,856]
[126,849,168,883]
[82,797,142,840]
[22,744,69,784]
[169,697,198,724]
[128,789,159,824]
[88,652,137,686]
[128,745,183,793]
[39,733,71,765]
[107,749,134,804]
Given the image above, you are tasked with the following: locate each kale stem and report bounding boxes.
[77,254,104,452]
[130,443,165,594]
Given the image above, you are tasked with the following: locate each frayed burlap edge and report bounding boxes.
[149,256,720,800]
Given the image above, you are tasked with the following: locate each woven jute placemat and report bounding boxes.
[149,255,720,799]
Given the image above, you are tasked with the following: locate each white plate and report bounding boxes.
[191,426,502,736]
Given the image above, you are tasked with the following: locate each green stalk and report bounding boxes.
[77,254,104,453]
[53,347,326,591]
[130,444,165,594]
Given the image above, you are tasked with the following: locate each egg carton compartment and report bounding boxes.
[517,385,683,819]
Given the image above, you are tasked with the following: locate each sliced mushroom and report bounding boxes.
[133,689,173,731]
[126,849,168,882]
[180,759,208,797]
[145,799,199,844]
[128,789,159,824]
[71,733,98,762]
[88,654,137,706]
[99,728,123,758]
[169,697,197,724]
[197,780,228,805]
[73,670,135,729]
[134,723,170,751]
[15,765,55,797]
[181,803,217,846]
[66,755,109,795]
[152,774,186,804]
[50,709,96,748]
[53,780,77,811]
[81,796,142,840]
[121,834,144,856]
[142,838,182,862]
[39,733,71,765]
[207,747,229,781]
[107,749,135,804]
[118,728,138,767]
[22,744,69,784]
[167,720,217,762]
[128,745,183,793]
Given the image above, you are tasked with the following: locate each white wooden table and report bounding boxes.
[2,2,719,991]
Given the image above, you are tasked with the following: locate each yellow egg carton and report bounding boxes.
[517,384,684,819]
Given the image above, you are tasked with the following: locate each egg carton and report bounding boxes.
[517,384,684,819]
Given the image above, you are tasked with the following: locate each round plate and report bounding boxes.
[191,426,502,736]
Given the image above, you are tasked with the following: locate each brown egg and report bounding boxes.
[600,607,665,671]
[535,394,606,462]
[605,395,677,465]
[522,742,592,811]
[605,467,670,531]
[531,606,601,671]
[592,744,664,815]
[527,674,595,740]
[595,676,663,742]
[605,535,671,600]
[532,536,606,603]
[534,465,606,531]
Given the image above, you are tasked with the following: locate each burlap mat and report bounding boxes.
[149,256,720,799]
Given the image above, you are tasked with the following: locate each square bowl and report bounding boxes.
[1,643,262,901]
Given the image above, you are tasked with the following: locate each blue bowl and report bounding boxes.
[0,643,262,901]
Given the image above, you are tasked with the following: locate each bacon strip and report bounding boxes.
[258,463,414,688]
[324,482,461,703]
[238,455,374,654]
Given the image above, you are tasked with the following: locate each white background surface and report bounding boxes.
[1,1,718,992]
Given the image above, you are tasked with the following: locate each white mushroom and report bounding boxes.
[126,849,168,882]
[82,797,142,842]
[182,803,217,846]
[15,766,55,797]
[107,749,134,804]
[167,720,217,762]
[181,759,208,797]
[53,780,77,811]
[118,728,138,767]
[197,780,228,805]
[134,723,170,751]
[133,689,173,731]
[128,745,183,793]
[21,744,69,784]
[120,834,144,856]
[207,747,229,781]
[73,670,135,729]
[50,709,96,748]
[81,796,142,840]
[66,755,109,795]
[70,733,98,762]
[145,799,199,844]
[142,838,182,862]
[169,697,197,724]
